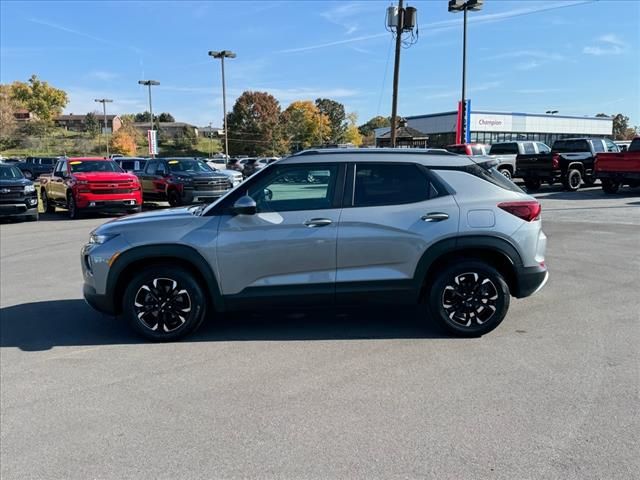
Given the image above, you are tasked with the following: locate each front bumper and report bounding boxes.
[83,283,116,315]
[513,265,548,298]
[77,199,140,211]
[0,197,39,217]
[182,189,227,204]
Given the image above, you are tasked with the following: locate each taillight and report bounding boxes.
[498,201,541,222]
[552,154,559,169]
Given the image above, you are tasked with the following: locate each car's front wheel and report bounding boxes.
[602,179,620,194]
[524,178,541,191]
[498,167,512,180]
[428,261,510,337]
[123,266,207,341]
[563,169,582,191]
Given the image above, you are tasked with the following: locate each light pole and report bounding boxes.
[138,80,160,157]
[208,50,236,163]
[448,0,483,144]
[94,98,113,157]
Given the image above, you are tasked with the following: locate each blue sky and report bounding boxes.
[1,0,638,127]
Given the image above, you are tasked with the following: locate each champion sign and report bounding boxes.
[479,118,503,127]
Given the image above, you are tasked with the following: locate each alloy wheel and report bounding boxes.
[133,277,192,333]
[441,272,499,327]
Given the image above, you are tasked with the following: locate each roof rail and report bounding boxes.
[292,148,456,157]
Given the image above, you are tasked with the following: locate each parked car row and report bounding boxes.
[445,137,639,193]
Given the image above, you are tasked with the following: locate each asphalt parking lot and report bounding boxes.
[1,187,639,479]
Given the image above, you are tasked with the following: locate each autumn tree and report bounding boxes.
[110,129,137,156]
[358,115,391,137]
[0,84,19,149]
[315,98,346,143]
[226,91,285,156]
[342,112,363,147]
[10,75,68,123]
[84,112,100,137]
[596,112,634,140]
[280,100,331,151]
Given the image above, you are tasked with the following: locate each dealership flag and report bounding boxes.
[147,130,158,155]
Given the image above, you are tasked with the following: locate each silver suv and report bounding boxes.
[82,149,548,340]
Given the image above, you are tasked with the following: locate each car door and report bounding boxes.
[215,162,345,304]
[140,160,157,198]
[336,162,460,303]
[51,160,67,202]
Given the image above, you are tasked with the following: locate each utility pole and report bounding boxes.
[138,80,160,157]
[94,98,113,157]
[390,0,404,149]
[387,1,417,148]
[208,50,236,164]
[209,122,213,158]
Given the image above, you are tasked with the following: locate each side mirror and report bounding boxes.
[232,195,257,215]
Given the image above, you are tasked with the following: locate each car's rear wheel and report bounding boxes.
[563,169,582,191]
[524,178,541,191]
[602,179,620,194]
[123,266,207,341]
[67,194,81,219]
[498,167,512,180]
[41,189,55,213]
[427,261,510,337]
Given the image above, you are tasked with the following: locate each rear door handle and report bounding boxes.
[304,218,332,227]
[421,212,449,222]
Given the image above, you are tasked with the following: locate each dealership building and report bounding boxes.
[377,110,613,148]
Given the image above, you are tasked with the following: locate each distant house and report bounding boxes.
[133,122,198,138]
[375,119,429,148]
[55,114,122,133]
[198,125,223,138]
[13,109,38,122]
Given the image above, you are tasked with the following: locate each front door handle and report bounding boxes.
[421,212,449,222]
[304,218,332,227]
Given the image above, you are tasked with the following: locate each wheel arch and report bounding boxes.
[107,244,224,315]
[414,236,523,300]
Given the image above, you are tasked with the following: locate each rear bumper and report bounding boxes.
[83,283,116,315]
[596,171,640,180]
[514,265,548,298]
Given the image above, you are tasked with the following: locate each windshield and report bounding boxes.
[69,160,123,173]
[0,165,24,179]
[552,140,590,153]
[167,159,212,173]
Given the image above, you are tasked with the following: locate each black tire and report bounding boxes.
[427,260,510,337]
[524,178,541,191]
[67,193,81,219]
[122,266,207,341]
[601,179,621,194]
[41,189,55,213]
[583,176,596,187]
[127,206,142,215]
[168,189,182,207]
[498,167,512,180]
[563,169,582,191]
[26,212,39,221]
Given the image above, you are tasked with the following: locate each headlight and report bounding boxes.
[24,184,35,194]
[89,232,118,244]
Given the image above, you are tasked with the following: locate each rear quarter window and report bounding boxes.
[437,162,523,193]
[553,140,590,153]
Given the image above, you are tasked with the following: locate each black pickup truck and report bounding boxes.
[16,156,60,180]
[516,138,619,191]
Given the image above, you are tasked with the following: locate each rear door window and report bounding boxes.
[490,143,518,155]
[353,163,433,207]
[144,160,157,174]
[536,143,551,153]
[523,142,536,154]
[591,140,605,153]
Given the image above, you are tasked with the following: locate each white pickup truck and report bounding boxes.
[489,141,551,180]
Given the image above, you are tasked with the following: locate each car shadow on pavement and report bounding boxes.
[0,300,451,351]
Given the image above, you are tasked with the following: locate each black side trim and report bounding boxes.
[223,283,334,311]
[335,280,416,305]
[106,244,224,313]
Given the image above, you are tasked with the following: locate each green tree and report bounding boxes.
[315,98,346,143]
[175,125,197,150]
[10,75,68,123]
[84,112,100,137]
[596,113,632,140]
[158,112,175,122]
[358,115,391,137]
[280,100,331,151]
[226,91,285,156]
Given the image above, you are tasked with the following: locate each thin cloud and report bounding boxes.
[86,70,119,81]
[516,88,564,94]
[485,50,566,62]
[28,18,144,55]
[424,81,501,100]
[320,2,377,36]
[583,33,628,56]
[279,1,594,54]
[516,60,542,71]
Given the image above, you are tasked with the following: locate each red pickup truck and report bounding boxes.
[595,137,640,193]
[40,157,143,219]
